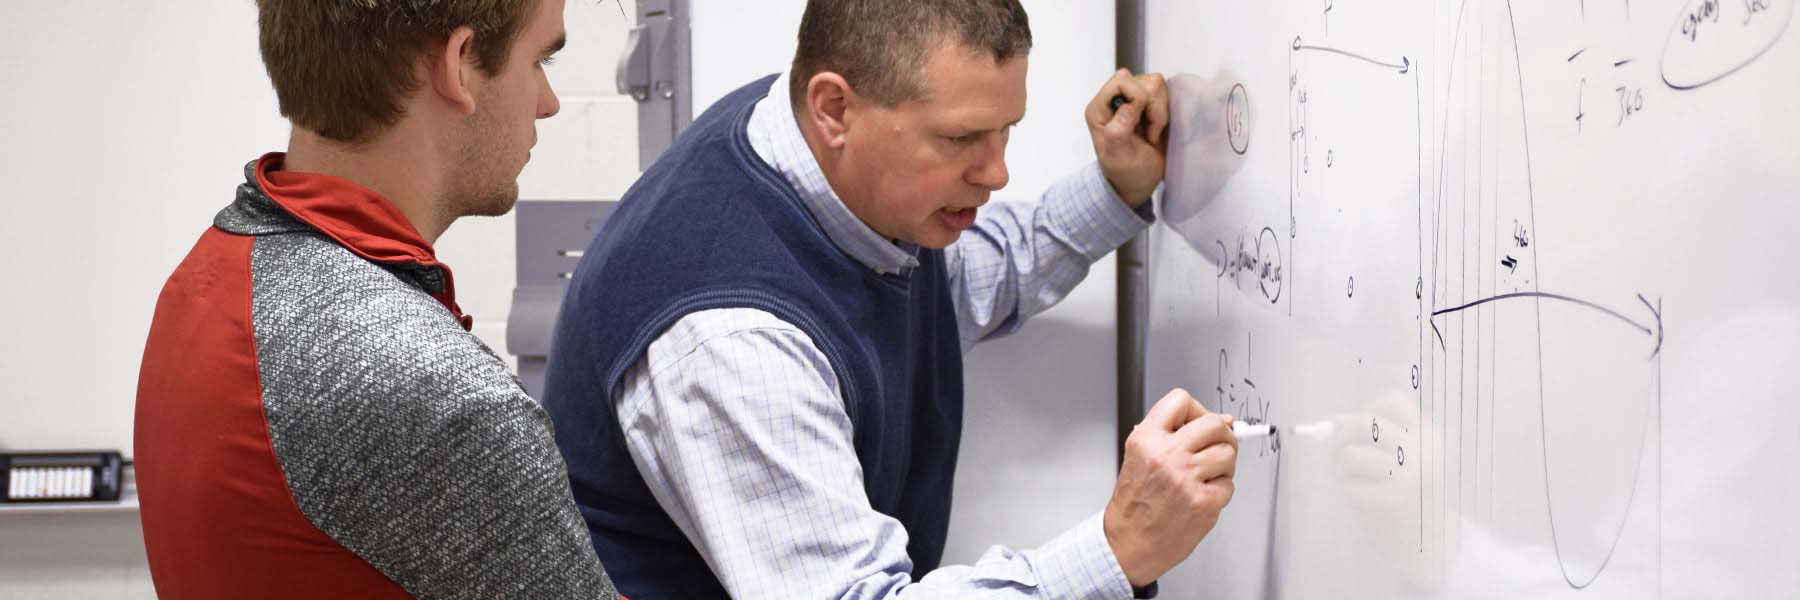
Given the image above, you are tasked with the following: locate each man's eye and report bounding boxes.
[946,133,978,146]
[539,56,558,67]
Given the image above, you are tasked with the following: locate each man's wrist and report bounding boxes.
[1103,173,1154,208]
[1032,511,1140,600]
[1102,508,1153,588]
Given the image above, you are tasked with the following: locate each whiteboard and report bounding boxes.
[1142,0,1800,597]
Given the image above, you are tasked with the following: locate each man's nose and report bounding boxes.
[539,79,562,119]
[967,137,1010,191]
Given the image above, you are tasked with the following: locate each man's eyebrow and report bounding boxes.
[988,113,1026,132]
[544,33,567,55]
[959,119,1024,137]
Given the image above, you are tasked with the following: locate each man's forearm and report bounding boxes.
[947,163,1155,351]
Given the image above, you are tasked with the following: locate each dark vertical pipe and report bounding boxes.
[1115,0,1148,468]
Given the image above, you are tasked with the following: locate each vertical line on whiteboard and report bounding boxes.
[1488,15,1502,523]
[1435,0,1474,570]
[1468,4,1483,526]
[1433,0,1441,568]
[1458,3,1471,544]
[1485,1,1496,525]
[1416,61,1426,554]
[1431,0,1438,568]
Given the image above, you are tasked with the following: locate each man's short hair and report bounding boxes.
[255,0,542,143]
[790,0,1033,109]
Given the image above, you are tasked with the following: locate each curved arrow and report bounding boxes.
[1292,37,1412,74]
[1430,291,1662,359]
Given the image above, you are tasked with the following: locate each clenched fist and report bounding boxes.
[1103,388,1239,587]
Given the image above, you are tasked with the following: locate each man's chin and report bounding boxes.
[481,197,520,217]
[463,188,520,218]
[484,200,519,217]
[911,227,963,250]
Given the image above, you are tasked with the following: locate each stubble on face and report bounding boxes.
[445,89,525,220]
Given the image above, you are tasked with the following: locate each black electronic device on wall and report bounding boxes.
[0,451,125,503]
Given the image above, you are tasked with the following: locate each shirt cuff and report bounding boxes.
[1027,511,1136,600]
[1047,163,1157,262]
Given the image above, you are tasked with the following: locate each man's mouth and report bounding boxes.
[938,206,978,231]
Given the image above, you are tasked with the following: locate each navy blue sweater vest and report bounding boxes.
[541,75,965,598]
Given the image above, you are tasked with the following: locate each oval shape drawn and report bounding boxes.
[1661,0,1794,90]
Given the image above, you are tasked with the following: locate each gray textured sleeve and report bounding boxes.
[252,234,618,600]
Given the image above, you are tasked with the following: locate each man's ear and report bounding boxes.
[804,72,856,149]
[427,26,481,116]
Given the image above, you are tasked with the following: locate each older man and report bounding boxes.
[544,1,1238,598]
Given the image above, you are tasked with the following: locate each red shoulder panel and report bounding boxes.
[135,228,409,599]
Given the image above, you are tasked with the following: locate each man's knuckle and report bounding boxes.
[1140,445,1166,467]
[1188,491,1215,512]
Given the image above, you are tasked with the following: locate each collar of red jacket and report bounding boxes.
[252,152,474,330]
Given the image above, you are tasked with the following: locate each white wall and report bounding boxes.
[0,1,638,597]
[691,0,1122,567]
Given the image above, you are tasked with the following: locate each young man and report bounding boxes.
[133,1,619,598]
[543,1,1238,598]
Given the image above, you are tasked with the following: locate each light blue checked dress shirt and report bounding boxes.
[613,72,1155,599]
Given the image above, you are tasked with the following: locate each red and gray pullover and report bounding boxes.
[133,154,619,599]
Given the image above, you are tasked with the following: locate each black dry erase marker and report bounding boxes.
[1110,93,1129,112]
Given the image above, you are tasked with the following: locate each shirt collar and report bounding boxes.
[248,153,472,329]
[746,72,921,276]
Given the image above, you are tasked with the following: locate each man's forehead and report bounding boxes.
[527,0,567,36]
[917,47,1028,121]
